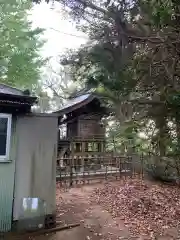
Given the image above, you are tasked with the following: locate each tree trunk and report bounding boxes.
[175,117,180,153]
[154,114,167,157]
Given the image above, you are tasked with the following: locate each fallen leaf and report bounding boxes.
[90,179,180,237]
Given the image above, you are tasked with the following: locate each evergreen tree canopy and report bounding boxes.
[0,0,45,89]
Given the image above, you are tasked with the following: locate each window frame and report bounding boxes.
[0,113,12,161]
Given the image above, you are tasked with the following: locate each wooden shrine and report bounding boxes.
[54,93,107,172]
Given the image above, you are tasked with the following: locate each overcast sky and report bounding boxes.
[30,1,87,60]
[29,1,87,98]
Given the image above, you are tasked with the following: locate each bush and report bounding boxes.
[145,156,177,183]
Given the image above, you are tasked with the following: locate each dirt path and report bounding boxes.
[54,183,132,240]
[6,183,130,240]
[6,182,177,240]
[54,182,177,240]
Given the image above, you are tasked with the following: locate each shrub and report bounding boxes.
[145,156,177,183]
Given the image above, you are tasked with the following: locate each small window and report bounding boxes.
[85,142,99,152]
[0,114,12,161]
[88,143,93,152]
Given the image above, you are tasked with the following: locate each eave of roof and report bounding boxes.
[53,94,96,116]
[0,84,37,105]
[0,92,37,102]
[0,83,24,95]
[0,99,35,105]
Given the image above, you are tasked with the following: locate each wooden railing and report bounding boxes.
[56,155,144,186]
[59,135,105,141]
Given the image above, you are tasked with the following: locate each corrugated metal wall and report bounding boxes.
[13,115,58,221]
[0,120,17,232]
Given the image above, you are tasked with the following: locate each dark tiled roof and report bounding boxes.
[0,83,37,109]
[0,100,33,105]
[54,93,95,116]
[0,84,28,96]
[59,94,91,111]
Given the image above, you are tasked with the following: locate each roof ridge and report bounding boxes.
[68,87,95,99]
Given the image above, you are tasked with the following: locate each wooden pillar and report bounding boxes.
[101,141,104,153]
[71,142,76,174]
[80,141,85,172]
[69,142,73,187]
[100,140,105,168]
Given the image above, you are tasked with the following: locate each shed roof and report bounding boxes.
[0,84,37,106]
[0,84,25,96]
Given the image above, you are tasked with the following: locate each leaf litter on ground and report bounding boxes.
[90,179,180,237]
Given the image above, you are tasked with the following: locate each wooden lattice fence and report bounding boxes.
[56,154,145,187]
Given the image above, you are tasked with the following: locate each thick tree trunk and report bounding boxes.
[154,113,167,157]
[175,118,180,153]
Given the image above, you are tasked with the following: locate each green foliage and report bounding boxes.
[146,161,175,182]
[142,0,173,27]
[106,118,149,154]
[35,0,180,159]
[0,0,45,89]
[145,155,180,182]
